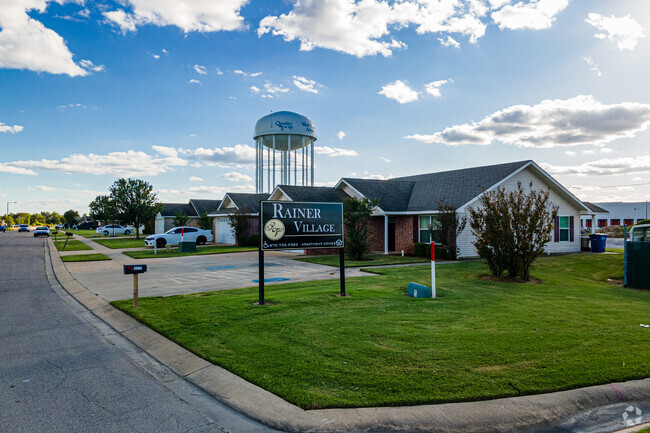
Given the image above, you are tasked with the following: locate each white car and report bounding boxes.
[34,226,50,237]
[96,224,133,236]
[145,226,213,248]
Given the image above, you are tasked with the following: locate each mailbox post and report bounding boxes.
[123,264,147,308]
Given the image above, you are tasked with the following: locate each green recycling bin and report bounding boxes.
[178,241,196,252]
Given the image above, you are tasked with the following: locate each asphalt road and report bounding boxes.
[0,232,280,433]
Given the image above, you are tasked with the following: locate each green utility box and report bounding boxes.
[407,282,432,298]
[178,241,197,252]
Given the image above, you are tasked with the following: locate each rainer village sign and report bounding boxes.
[258,201,345,304]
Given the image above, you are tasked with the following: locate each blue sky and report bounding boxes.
[1,0,649,214]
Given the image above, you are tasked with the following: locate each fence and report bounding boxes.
[624,240,650,290]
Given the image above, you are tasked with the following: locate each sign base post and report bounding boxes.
[133,273,139,308]
[339,248,346,297]
[259,248,265,305]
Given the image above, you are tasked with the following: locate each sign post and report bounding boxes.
[430,241,436,298]
[260,201,345,302]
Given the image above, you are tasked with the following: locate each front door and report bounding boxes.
[388,218,396,252]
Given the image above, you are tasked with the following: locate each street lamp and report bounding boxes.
[6,201,17,224]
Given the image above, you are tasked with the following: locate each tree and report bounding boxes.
[109,178,163,239]
[227,207,250,246]
[63,210,79,226]
[173,211,190,227]
[469,181,558,281]
[198,212,212,230]
[89,195,116,223]
[31,213,45,225]
[343,197,378,260]
[435,201,467,260]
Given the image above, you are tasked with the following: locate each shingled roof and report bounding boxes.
[341,160,532,211]
[583,202,609,214]
[159,202,197,217]
[274,185,348,202]
[190,199,222,215]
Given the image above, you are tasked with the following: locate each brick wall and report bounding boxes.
[368,216,385,252]
[394,216,416,254]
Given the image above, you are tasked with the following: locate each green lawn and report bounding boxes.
[295,253,430,268]
[53,240,93,251]
[61,253,111,262]
[122,245,256,259]
[93,238,149,249]
[112,253,650,410]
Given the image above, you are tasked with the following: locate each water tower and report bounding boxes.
[254,111,317,193]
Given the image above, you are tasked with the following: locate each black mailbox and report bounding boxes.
[123,264,147,275]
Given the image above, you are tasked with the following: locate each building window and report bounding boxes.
[624,219,634,227]
[558,216,570,241]
[610,219,620,226]
[419,215,441,243]
[585,219,592,228]
[598,219,607,227]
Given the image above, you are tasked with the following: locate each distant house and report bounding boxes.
[580,202,648,229]
[154,199,221,234]
[208,160,597,257]
[209,193,268,244]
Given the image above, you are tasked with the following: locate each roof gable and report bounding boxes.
[159,202,197,217]
[274,185,349,202]
[190,199,222,215]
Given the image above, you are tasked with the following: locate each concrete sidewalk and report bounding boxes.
[46,237,650,432]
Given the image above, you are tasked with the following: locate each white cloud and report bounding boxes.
[0,122,23,134]
[103,0,248,33]
[380,156,391,162]
[293,75,321,93]
[194,64,207,75]
[224,172,253,182]
[152,54,160,59]
[424,79,451,98]
[564,151,576,157]
[438,35,460,48]
[259,0,565,57]
[315,146,359,157]
[251,82,290,98]
[583,56,602,77]
[0,0,94,77]
[162,49,168,54]
[250,85,261,93]
[362,173,394,180]
[57,103,89,110]
[1,146,188,177]
[189,176,203,182]
[31,185,55,191]
[182,144,256,165]
[188,78,201,84]
[216,68,223,75]
[379,80,419,104]
[492,0,568,30]
[585,13,645,51]
[337,130,347,140]
[234,69,262,77]
[542,156,650,177]
[79,59,105,72]
[405,95,650,148]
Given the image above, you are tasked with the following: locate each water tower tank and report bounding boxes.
[254,111,317,193]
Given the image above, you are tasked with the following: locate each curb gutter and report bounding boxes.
[46,238,650,433]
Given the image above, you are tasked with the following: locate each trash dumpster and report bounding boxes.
[589,234,607,253]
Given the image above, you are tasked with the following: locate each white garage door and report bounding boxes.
[217,218,235,244]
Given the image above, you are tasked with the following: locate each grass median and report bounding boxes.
[112,253,649,410]
[294,253,430,267]
[93,238,148,249]
[61,253,111,262]
[53,240,93,251]
[122,245,256,259]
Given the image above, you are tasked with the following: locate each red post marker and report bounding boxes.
[181,227,184,242]
[430,241,436,298]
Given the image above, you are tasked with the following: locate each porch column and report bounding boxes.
[591,215,595,234]
[384,214,389,255]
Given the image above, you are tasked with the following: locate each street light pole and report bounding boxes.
[6,201,16,223]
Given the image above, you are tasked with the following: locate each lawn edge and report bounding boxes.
[45,238,650,433]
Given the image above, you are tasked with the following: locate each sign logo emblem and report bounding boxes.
[264,219,285,241]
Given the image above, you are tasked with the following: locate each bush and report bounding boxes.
[248,234,260,247]
[343,197,378,260]
[635,219,650,226]
[414,242,426,257]
[596,225,625,238]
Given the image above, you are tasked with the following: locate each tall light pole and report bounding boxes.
[6,201,16,224]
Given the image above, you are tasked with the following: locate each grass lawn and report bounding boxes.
[295,253,429,267]
[53,240,93,251]
[112,253,650,410]
[61,253,111,262]
[93,238,149,249]
[122,245,256,259]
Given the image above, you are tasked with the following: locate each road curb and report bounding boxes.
[46,237,650,432]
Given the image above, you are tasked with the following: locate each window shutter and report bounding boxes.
[413,216,418,242]
[554,216,560,242]
[570,216,574,242]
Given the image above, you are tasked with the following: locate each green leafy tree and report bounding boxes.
[109,178,163,239]
[89,195,117,224]
[198,212,212,230]
[343,197,378,260]
[173,211,190,227]
[31,213,45,225]
[4,214,15,226]
[469,181,558,281]
[227,207,250,246]
[63,209,80,226]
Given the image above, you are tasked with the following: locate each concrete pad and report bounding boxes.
[92,304,142,333]
[70,289,109,310]
[121,326,211,377]
[186,365,315,432]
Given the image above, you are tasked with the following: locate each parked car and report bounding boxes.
[96,224,132,236]
[18,224,30,232]
[34,226,50,237]
[55,224,65,229]
[0,225,6,232]
[145,226,213,248]
[75,222,97,230]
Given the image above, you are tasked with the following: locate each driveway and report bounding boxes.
[63,235,371,301]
